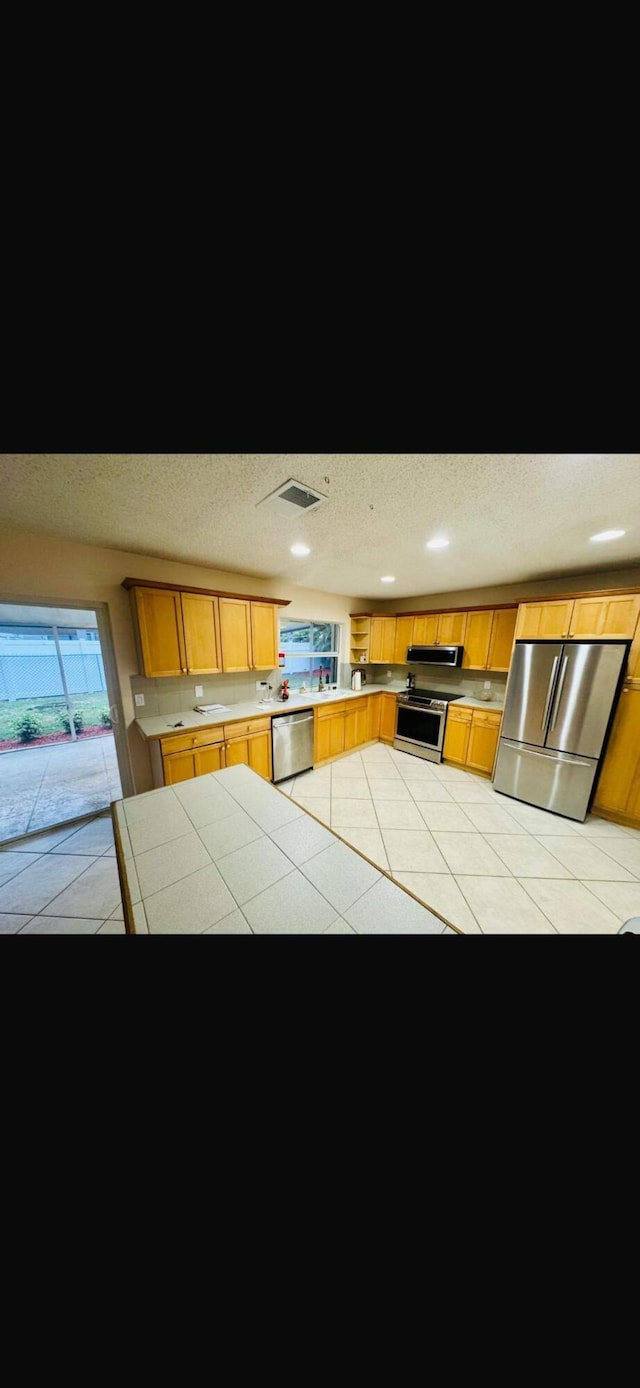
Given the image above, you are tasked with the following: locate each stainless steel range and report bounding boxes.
[394,687,461,763]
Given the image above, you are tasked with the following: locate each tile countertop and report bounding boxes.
[449,698,504,711]
[135,683,407,741]
[111,764,458,935]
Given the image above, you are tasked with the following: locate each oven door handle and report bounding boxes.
[397,703,444,715]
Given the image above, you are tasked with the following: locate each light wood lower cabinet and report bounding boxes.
[163,742,225,784]
[315,704,347,762]
[442,707,472,765]
[379,693,397,742]
[443,706,502,777]
[367,694,381,742]
[315,696,378,762]
[225,728,272,780]
[160,717,272,785]
[345,698,369,751]
[592,685,640,824]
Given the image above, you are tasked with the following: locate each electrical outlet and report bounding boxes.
[135,693,145,707]
[195,685,204,698]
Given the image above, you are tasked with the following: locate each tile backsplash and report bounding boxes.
[131,662,508,718]
[363,664,508,703]
[131,669,281,719]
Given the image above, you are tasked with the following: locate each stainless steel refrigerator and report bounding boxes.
[493,641,628,821]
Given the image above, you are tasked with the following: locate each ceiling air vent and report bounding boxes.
[256,479,328,517]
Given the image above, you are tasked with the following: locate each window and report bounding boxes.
[279,620,341,691]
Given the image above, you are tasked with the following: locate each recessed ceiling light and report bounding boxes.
[290,543,310,556]
[589,530,626,543]
[380,576,395,583]
[426,537,450,550]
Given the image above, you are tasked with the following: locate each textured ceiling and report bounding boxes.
[1,453,639,600]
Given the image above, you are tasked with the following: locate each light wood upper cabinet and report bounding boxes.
[393,616,415,665]
[462,611,494,670]
[219,598,252,672]
[570,594,640,640]
[181,593,222,674]
[134,587,187,677]
[437,611,467,646]
[250,603,279,670]
[515,600,575,641]
[486,608,518,671]
[411,613,438,646]
[370,617,397,664]
[593,686,640,821]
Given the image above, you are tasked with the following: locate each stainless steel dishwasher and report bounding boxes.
[272,709,314,782]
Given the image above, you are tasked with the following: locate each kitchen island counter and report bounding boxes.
[112,764,458,935]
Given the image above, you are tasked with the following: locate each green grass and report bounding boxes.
[0,694,110,741]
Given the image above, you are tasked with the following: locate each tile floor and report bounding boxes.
[0,736,122,843]
[0,811,126,933]
[3,742,638,934]
[278,743,640,934]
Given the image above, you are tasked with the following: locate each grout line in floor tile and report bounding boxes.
[31,851,119,918]
[513,878,562,933]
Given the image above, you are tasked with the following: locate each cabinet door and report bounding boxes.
[487,608,518,671]
[593,687,640,817]
[344,707,358,752]
[329,712,346,757]
[379,694,397,742]
[515,600,574,640]
[248,729,272,780]
[135,587,187,677]
[163,749,198,784]
[225,735,250,767]
[251,603,279,669]
[181,593,222,674]
[412,614,438,645]
[437,611,467,645]
[466,718,500,775]
[571,594,640,640]
[462,611,494,669]
[367,695,381,742]
[355,699,369,746]
[370,617,396,663]
[195,744,225,775]
[219,598,252,672]
[393,616,415,665]
[315,716,332,763]
[443,713,471,765]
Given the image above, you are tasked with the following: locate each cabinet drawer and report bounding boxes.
[316,701,347,719]
[448,706,473,723]
[471,710,502,727]
[160,727,224,755]
[223,717,270,738]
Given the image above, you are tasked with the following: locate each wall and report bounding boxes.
[0,529,364,794]
[375,566,640,614]
[365,664,509,703]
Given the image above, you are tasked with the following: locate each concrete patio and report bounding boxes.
[0,734,122,843]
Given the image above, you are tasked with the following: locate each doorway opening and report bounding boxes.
[0,601,129,844]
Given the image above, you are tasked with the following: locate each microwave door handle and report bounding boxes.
[548,655,569,732]
[541,655,560,732]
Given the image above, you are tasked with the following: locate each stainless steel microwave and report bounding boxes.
[406,645,464,667]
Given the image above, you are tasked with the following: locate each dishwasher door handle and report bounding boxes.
[274,714,314,727]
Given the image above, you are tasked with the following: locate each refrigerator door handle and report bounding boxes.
[548,655,569,732]
[541,655,560,732]
[501,740,593,768]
